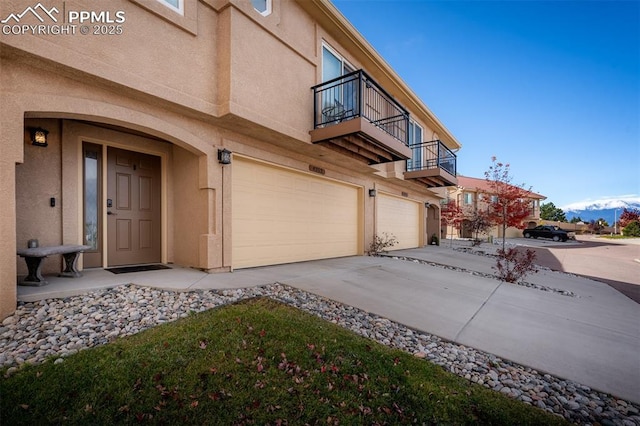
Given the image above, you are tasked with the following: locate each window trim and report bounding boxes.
[252,0,272,17]
[408,119,423,144]
[131,0,196,34]
[157,0,184,15]
[408,119,423,169]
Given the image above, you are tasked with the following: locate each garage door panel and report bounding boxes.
[377,194,420,250]
[233,159,359,269]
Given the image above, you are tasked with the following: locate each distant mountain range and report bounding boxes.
[561,198,640,225]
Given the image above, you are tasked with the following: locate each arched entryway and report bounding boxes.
[14,115,218,282]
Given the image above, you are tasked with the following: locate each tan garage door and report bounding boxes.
[232,158,360,269]
[377,193,421,250]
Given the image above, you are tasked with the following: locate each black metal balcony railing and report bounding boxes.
[406,140,457,176]
[312,70,409,145]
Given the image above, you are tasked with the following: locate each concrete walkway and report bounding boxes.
[16,244,640,404]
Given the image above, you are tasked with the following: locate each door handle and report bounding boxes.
[107,211,117,216]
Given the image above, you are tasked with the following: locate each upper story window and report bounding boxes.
[408,120,423,145]
[322,45,354,82]
[252,0,272,16]
[157,0,183,15]
[464,192,474,205]
[321,44,356,117]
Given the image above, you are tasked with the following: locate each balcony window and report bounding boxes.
[322,45,354,82]
[321,45,356,116]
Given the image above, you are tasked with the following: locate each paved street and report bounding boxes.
[510,235,640,302]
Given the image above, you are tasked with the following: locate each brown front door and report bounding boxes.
[107,147,161,266]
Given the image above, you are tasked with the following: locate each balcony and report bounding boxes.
[405,140,457,187]
[310,70,411,165]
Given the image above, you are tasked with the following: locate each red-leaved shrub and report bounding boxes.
[494,248,537,283]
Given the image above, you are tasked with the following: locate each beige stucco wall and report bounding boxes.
[1,0,220,116]
[16,119,64,276]
[172,146,214,269]
[0,103,21,318]
[0,0,459,320]
[223,6,316,142]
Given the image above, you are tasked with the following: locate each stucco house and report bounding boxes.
[0,0,461,319]
[446,176,545,239]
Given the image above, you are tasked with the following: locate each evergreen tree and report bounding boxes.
[540,202,567,222]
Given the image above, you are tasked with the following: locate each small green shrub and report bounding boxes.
[368,232,398,255]
[622,220,640,237]
[430,233,439,246]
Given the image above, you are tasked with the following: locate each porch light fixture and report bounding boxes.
[29,127,49,147]
[425,202,431,208]
[218,148,232,165]
[368,189,376,197]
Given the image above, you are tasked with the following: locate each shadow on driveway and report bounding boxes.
[525,238,640,303]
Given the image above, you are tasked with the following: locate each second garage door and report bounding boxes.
[232,158,361,269]
[377,193,421,250]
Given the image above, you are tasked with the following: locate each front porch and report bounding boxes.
[16,265,272,303]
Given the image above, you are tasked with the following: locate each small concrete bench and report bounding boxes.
[17,245,92,287]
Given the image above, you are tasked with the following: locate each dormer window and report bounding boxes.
[252,0,272,16]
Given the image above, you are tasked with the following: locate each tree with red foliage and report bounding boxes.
[618,208,640,229]
[466,208,493,246]
[440,199,464,245]
[484,157,533,251]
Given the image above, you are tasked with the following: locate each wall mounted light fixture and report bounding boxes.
[29,127,49,147]
[425,202,431,208]
[368,189,376,197]
[218,148,232,164]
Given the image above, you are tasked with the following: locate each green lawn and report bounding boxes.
[0,298,567,425]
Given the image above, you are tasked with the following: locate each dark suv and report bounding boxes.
[523,225,572,242]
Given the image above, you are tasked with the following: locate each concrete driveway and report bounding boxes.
[261,252,639,404]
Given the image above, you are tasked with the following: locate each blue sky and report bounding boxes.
[332,0,640,209]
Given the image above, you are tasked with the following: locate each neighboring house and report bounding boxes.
[446,176,545,239]
[0,0,461,319]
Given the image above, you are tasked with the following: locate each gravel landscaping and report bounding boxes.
[1,283,639,425]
